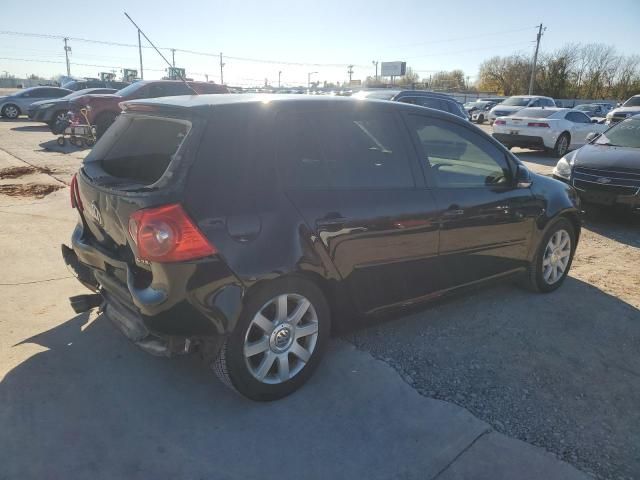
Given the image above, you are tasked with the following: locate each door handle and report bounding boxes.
[316,217,348,231]
[442,208,464,217]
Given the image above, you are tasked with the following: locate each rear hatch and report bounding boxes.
[76,108,203,260]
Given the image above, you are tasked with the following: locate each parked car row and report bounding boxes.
[0,86,72,119]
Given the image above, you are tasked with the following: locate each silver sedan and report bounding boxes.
[0,87,72,119]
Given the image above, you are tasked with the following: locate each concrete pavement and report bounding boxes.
[0,188,592,479]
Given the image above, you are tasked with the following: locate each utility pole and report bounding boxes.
[63,38,71,76]
[372,61,379,82]
[137,29,144,79]
[219,52,225,85]
[278,70,282,88]
[307,71,317,89]
[528,23,544,95]
[347,64,354,85]
[171,49,176,67]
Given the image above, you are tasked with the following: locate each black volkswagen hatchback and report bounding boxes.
[63,94,581,401]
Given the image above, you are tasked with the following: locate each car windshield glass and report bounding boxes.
[622,97,640,107]
[502,97,531,106]
[576,105,594,111]
[514,108,556,118]
[115,82,144,97]
[594,117,640,148]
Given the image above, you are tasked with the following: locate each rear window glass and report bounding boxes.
[514,108,555,118]
[85,115,191,185]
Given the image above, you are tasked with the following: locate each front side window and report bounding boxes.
[276,110,415,189]
[409,115,511,188]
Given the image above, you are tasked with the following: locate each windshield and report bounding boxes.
[576,105,595,112]
[114,82,145,97]
[514,108,556,118]
[502,97,532,106]
[622,96,640,107]
[594,117,640,148]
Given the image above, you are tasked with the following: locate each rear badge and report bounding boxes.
[89,201,103,226]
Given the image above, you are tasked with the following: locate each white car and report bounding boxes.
[492,108,609,157]
[487,95,556,124]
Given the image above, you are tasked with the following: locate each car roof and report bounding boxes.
[123,93,466,118]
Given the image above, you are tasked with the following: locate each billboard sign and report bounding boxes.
[381,61,407,77]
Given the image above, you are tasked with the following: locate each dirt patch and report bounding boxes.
[0,165,52,179]
[0,183,63,198]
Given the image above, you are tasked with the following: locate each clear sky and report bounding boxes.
[1,0,639,87]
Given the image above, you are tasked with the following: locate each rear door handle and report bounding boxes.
[316,217,348,231]
[442,209,464,217]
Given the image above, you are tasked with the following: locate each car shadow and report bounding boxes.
[349,276,640,479]
[11,125,49,132]
[582,205,640,248]
[39,138,89,154]
[0,308,487,479]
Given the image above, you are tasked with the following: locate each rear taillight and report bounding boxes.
[129,204,216,263]
[70,173,83,211]
[527,122,550,127]
[494,119,506,125]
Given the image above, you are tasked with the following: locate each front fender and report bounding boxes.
[528,173,582,260]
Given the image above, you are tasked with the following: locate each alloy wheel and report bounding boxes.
[3,105,18,119]
[542,229,571,285]
[243,293,319,384]
[557,135,569,156]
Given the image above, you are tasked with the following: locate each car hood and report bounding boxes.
[491,105,524,114]
[609,106,640,117]
[567,143,640,171]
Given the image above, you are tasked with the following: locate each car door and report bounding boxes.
[565,111,593,146]
[404,113,540,289]
[275,105,441,314]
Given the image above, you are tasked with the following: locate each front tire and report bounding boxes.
[523,218,576,293]
[1,104,20,119]
[213,277,331,401]
[552,133,570,158]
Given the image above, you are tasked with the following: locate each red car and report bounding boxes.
[69,80,228,137]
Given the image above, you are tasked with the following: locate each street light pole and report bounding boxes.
[308,71,317,89]
[372,61,378,82]
[278,70,282,88]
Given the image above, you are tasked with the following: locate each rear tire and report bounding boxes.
[95,112,117,139]
[521,217,576,293]
[213,277,330,401]
[477,114,485,124]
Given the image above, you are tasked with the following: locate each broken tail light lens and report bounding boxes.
[129,204,216,263]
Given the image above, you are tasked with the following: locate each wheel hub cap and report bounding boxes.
[271,324,294,352]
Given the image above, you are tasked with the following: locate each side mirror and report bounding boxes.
[585,132,600,142]
[515,164,532,188]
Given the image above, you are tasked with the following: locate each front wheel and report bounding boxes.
[1,104,20,119]
[213,277,330,401]
[522,218,576,293]
[552,133,570,158]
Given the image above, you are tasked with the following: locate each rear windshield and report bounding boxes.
[514,108,555,118]
[85,115,191,185]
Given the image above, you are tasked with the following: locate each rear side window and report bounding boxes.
[276,110,415,189]
[85,115,191,185]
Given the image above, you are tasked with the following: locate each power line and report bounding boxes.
[379,26,538,50]
[404,41,535,59]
